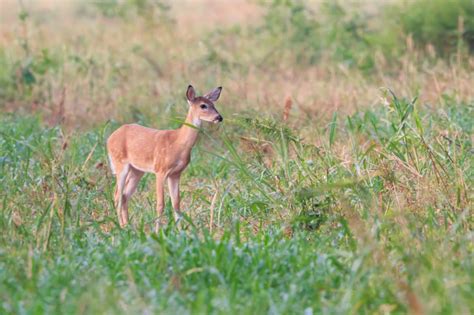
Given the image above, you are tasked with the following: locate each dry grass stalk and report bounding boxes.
[283,96,292,122]
[47,87,66,126]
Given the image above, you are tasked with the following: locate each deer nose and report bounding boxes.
[217,115,223,122]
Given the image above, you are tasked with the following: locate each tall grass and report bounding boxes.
[1,91,472,313]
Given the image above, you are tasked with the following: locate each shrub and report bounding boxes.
[395,0,474,54]
[255,0,474,69]
[257,0,377,68]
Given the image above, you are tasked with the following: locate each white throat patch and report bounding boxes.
[192,117,202,127]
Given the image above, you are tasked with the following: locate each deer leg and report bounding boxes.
[114,183,123,227]
[113,162,124,226]
[154,173,166,232]
[114,163,129,228]
[121,167,144,227]
[167,174,182,223]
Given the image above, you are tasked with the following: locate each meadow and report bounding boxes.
[0,0,473,314]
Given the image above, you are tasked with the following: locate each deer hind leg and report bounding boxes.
[121,166,144,226]
[110,157,124,226]
[114,163,130,227]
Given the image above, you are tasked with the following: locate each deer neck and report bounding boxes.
[177,109,200,150]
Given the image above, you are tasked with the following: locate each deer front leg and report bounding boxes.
[155,173,165,232]
[168,174,182,223]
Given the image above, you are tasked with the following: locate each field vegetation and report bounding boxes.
[0,0,473,314]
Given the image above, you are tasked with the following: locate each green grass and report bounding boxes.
[0,94,472,314]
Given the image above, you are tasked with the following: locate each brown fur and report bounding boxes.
[106,85,222,230]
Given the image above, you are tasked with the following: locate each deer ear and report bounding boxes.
[186,85,196,102]
[204,86,222,102]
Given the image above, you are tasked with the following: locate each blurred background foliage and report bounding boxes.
[1,0,473,124]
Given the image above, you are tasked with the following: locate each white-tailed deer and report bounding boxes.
[107,85,223,230]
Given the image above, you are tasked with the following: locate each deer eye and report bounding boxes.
[200,104,208,109]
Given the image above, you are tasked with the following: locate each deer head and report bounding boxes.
[186,85,223,124]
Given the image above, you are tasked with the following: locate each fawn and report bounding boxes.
[107,85,223,230]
